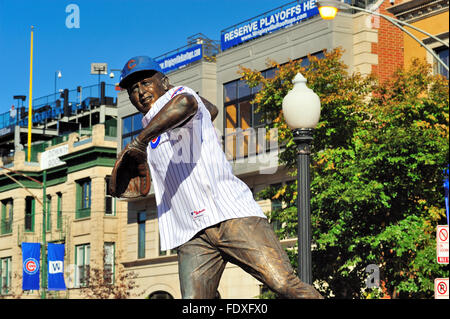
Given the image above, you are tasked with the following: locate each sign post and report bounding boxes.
[91,62,107,98]
[41,170,46,299]
[435,278,449,299]
[437,225,449,264]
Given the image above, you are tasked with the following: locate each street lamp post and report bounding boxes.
[316,0,449,72]
[282,73,321,285]
[109,68,122,79]
[54,70,62,101]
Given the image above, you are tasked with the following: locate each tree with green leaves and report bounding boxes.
[240,48,449,298]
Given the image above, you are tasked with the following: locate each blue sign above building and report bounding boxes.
[156,44,203,73]
[221,0,319,51]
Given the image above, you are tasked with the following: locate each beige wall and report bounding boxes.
[0,123,126,298]
[352,11,379,76]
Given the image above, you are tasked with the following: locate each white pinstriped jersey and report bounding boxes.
[142,86,266,250]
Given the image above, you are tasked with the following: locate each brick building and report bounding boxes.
[387,0,449,77]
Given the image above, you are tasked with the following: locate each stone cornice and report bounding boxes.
[387,0,449,23]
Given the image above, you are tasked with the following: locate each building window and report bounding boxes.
[1,199,13,235]
[223,67,283,159]
[137,212,146,259]
[159,240,177,256]
[25,197,35,232]
[75,244,90,287]
[223,52,324,159]
[56,192,63,230]
[104,242,115,284]
[224,68,273,160]
[0,257,11,295]
[105,176,115,216]
[122,112,143,150]
[46,195,51,232]
[76,178,91,219]
[435,46,449,78]
[224,67,276,131]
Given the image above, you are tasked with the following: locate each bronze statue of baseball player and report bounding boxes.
[110,56,323,299]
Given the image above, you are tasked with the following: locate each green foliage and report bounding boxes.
[240,49,449,299]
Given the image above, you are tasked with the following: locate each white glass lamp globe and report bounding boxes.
[282,73,321,129]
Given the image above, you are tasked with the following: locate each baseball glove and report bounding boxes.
[109,137,151,199]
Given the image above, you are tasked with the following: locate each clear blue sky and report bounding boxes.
[0,0,293,114]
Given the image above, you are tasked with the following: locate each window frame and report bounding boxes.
[75,243,90,288]
[434,45,449,78]
[76,178,91,219]
[1,198,13,235]
[121,112,143,150]
[223,67,275,160]
[0,256,11,295]
[137,211,146,259]
[222,52,325,160]
[104,242,115,284]
[104,176,115,216]
[25,196,35,232]
[56,192,63,230]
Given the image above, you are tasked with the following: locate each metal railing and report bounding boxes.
[223,126,280,161]
[16,215,68,247]
[1,83,117,131]
[154,34,220,73]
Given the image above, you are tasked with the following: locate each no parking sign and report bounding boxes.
[435,278,449,299]
[437,225,449,264]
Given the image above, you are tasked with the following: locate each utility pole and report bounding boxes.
[41,170,47,299]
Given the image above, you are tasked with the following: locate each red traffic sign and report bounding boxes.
[437,225,449,264]
[435,278,449,299]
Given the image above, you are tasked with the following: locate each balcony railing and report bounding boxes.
[154,33,220,74]
[1,83,117,131]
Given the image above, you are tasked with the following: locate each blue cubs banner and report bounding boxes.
[47,243,66,290]
[22,242,41,290]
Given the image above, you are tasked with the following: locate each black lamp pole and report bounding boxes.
[293,128,314,285]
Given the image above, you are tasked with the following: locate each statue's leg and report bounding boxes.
[215,216,323,299]
[177,230,226,299]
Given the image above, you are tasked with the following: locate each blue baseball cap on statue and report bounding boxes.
[119,56,164,89]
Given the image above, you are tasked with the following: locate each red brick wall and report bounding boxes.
[372,1,404,82]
